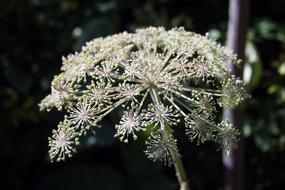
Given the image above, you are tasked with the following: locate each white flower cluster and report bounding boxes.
[40,27,247,163]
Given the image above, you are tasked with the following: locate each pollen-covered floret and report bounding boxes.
[48,120,79,162]
[215,120,240,155]
[114,106,144,142]
[143,104,180,127]
[67,102,97,132]
[218,77,248,108]
[185,111,215,145]
[145,132,180,166]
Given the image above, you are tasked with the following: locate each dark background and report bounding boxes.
[1,0,285,189]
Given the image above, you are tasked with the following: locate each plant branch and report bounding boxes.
[150,88,191,190]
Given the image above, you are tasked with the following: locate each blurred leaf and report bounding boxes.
[253,19,285,42]
[267,84,278,94]
[255,135,271,152]
[207,29,222,41]
[278,135,285,150]
[244,41,263,91]
[278,62,285,75]
[257,20,278,40]
[243,122,252,137]
[96,1,116,12]
[278,88,285,103]
[268,122,279,135]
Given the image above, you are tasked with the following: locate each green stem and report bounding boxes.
[150,88,191,190]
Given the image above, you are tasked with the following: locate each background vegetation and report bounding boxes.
[1,0,285,189]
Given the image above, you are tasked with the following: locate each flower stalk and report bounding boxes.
[150,88,190,190]
[163,123,190,190]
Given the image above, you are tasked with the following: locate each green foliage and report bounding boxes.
[243,19,285,153]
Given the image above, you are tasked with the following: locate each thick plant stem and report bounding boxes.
[150,88,191,190]
[224,0,248,189]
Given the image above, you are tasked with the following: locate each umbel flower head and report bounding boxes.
[39,27,248,163]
